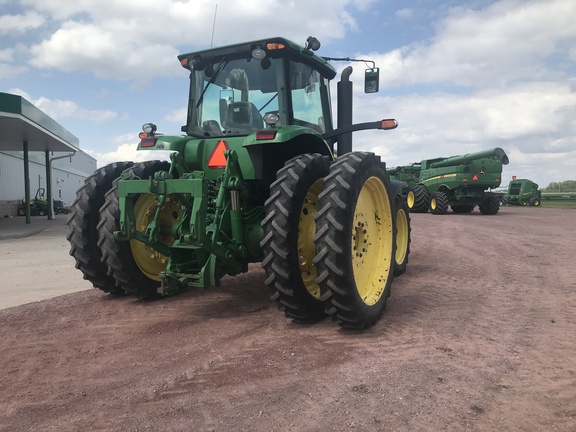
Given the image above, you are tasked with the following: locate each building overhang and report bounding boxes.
[0,92,79,153]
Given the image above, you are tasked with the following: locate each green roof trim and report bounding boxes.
[0,92,79,151]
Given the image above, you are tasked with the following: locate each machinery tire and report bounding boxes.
[429,191,449,215]
[67,161,134,295]
[529,197,541,206]
[98,161,174,299]
[479,196,500,215]
[451,205,474,214]
[314,152,395,329]
[39,209,46,216]
[407,184,430,213]
[17,207,26,216]
[261,153,331,322]
[393,195,411,277]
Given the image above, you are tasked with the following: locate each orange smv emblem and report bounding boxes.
[208,140,229,169]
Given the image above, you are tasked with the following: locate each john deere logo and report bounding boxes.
[480,169,485,174]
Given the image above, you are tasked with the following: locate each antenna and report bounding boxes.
[210,4,218,48]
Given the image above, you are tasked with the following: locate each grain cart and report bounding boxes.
[407,148,509,215]
[68,36,409,329]
[505,179,541,206]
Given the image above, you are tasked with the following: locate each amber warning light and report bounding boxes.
[380,119,398,130]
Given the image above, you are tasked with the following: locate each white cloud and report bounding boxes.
[374,0,576,88]
[0,63,28,79]
[24,0,357,82]
[8,88,118,122]
[0,48,15,62]
[0,11,44,34]
[85,142,173,168]
[349,80,576,187]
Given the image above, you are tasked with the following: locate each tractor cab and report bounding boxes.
[178,37,338,139]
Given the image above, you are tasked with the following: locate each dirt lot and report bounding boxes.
[1,207,575,432]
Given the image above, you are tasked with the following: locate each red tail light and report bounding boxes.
[256,130,277,140]
[140,138,157,148]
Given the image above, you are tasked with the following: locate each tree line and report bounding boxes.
[543,180,576,192]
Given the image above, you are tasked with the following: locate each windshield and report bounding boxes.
[187,57,282,137]
[185,56,331,137]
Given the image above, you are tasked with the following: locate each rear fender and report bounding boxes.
[244,129,334,186]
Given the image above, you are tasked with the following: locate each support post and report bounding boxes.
[23,140,31,224]
[45,150,53,220]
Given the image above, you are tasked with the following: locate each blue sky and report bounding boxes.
[1,0,575,188]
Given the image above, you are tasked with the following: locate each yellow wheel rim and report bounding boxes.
[430,197,437,210]
[130,194,181,281]
[406,190,415,208]
[351,177,393,306]
[395,207,409,266]
[298,179,323,299]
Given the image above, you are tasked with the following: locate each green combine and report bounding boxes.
[67,36,411,329]
[407,148,509,215]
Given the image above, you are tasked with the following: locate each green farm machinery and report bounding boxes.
[17,188,70,216]
[387,163,421,195]
[406,148,509,215]
[504,178,541,206]
[67,36,411,329]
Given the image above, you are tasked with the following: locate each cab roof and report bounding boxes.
[177,36,337,80]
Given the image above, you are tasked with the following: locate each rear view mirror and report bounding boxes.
[365,68,379,93]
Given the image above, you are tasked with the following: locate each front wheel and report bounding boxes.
[261,153,331,322]
[314,152,395,329]
[429,191,448,215]
[407,184,430,213]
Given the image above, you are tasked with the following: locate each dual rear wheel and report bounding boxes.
[262,152,398,329]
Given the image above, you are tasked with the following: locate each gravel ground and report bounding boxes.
[1,206,575,432]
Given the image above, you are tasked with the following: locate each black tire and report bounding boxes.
[429,191,449,215]
[17,207,26,216]
[479,196,500,215]
[261,154,331,322]
[314,152,395,329]
[529,197,541,206]
[38,209,46,216]
[407,184,430,213]
[98,161,175,298]
[393,195,411,277]
[67,162,134,294]
[451,205,474,214]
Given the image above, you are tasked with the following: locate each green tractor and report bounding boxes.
[407,148,509,215]
[67,36,410,329]
[505,178,541,206]
[17,188,48,216]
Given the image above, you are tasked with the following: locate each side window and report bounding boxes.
[290,62,325,133]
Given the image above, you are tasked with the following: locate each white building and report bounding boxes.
[0,92,96,217]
